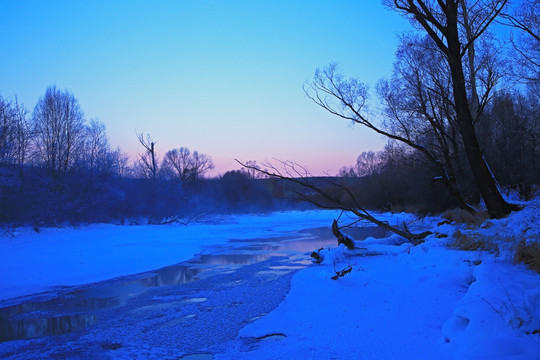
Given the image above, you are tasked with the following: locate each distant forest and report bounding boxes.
[0,74,538,229]
[0,86,307,228]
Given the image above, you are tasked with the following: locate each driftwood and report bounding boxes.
[331,264,352,280]
[348,209,431,246]
[310,247,324,263]
[332,220,355,249]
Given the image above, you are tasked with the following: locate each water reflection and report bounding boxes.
[0,296,113,341]
[191,253,272,266]
[0,225,387,341]
[0,265,204,341]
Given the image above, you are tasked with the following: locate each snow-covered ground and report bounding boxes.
[0,210,341,302]
[216,199,540,360]
[1,199,539,359]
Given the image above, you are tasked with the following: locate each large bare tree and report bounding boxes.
[161,147,214,183]
[390,0,519,218]
[305,61,478,213]
[32,86,85,185]
[377,24,505,212]
[305,1,516,218]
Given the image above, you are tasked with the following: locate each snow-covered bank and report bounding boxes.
[217,199,540,359]
[0,210,342,302]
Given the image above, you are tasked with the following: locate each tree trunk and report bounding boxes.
[445,4,515,219]
[332,220,355,249]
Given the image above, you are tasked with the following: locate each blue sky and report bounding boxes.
[0,1,410,175]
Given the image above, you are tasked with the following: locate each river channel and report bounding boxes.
[0,225,388,360]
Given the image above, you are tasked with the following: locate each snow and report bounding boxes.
[1,199,540,359]
[0,210,341,302]
[216,199,540,360]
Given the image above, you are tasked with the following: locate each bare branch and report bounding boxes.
[236,159,431,243]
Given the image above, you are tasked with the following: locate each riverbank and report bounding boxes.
[216,198,540,359]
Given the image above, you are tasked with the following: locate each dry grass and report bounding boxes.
[441,208,489,227]
[448,230,499,254]
[448,230,540,274]
[514,240,540,274]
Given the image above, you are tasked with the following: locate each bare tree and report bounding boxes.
[111,148,131,178]
[377,33,485,210]
[355,151,382,177]
[305,63,475,213]
[188,150,215,180]
[241,160,267,179]
[161,147,214,183]
[338,151,382,178]
[13,99,29,171]
[304,1,516,218]
[135,133,158,180]
[32,86,85,185]
[477,89,540,199]
[390,0,521,218]
[161,147,191,182]
[82,120,106,175]
[78,119,123,179]
[501,0,540,83]
[337,166,357,178]
[0,95,29,169]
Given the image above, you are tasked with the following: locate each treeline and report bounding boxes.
[2,81,537,227]
[0,86,301,228]
[336,89,539,213]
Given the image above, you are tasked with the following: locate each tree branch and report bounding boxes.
[236,159,431,244]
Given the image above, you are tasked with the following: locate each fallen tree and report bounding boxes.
[237,159,431,245]
[332,219,355,250]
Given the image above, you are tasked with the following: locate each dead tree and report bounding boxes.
[136,133,158,180]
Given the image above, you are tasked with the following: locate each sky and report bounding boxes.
[0,1,411,176]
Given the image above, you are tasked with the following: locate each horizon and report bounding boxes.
[1,1,411,176]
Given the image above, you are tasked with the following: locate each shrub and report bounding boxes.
[514,240,540,274]
[449,230,499,254]
[441,208,488,227]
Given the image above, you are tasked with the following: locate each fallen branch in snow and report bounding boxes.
[332,261,353,280]
[311,247,324,263]
[255,333,287,340]
[150,213,211,226]
[178,212,211,225]
[347,208,431,246]
[1,226,15,237]
[155,216,181,225]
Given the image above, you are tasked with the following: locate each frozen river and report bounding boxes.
[0,223,388,359]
